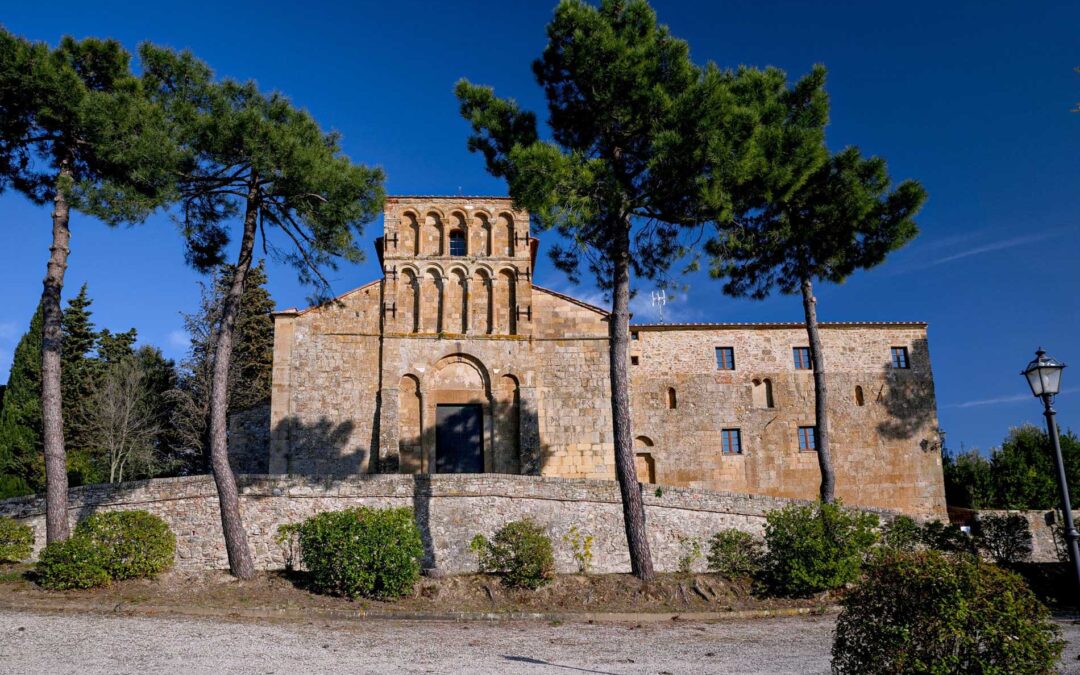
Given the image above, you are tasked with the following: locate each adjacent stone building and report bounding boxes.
[262,196,946,517]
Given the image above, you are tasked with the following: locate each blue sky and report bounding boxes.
[0,0,1077,455]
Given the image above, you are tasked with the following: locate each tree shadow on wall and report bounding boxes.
[875,337,939,445]
[271,416,362,476]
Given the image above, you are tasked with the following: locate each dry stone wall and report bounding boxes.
[0,474,853,574]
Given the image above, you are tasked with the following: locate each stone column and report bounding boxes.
[378,385,400,473]
[268,310,298,474]
[461,277,470,335]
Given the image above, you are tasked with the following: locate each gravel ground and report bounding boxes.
[0,609,1078,674]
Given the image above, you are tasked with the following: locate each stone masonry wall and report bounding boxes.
[0,474,863,574]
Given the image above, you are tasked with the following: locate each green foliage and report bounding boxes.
[36,536,111,590]
[973,514,1033,565]
[0,517,33,563]
[677,535,703,574]
[706,529,764,578]
[943,425,1080,510]
[74,511,175,580]
[0,303,43,496]
[296,508,423,600]
[833,550,1063,674]
[921,519,975,555]
[561,525,594,574]
[471,519,556,590]
[139,45,384,295]
[763,501,879,597]
[879,515,923,553]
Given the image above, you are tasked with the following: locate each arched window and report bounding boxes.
[449,230,466,256]
[666,387,677,410]
[855,385,865,407]
[752,378,775,409]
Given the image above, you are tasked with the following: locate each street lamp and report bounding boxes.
[1022,348,1080,591]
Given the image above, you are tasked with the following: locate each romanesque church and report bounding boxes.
[250,196,945,517]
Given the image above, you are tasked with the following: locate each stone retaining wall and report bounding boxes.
[949,507,1070,563]
[0,475,868,574]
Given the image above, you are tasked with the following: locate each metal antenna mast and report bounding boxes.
[651,289,667,324]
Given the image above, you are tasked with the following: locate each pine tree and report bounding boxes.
[61,285,103,484]
[0,304,44,497]
[169,261,274,473]
[0,31,176,541]
[142,45,384,578]
[455,0,827,579]
[709,147,926,502]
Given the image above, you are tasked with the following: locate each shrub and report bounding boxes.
[297,507,423,600]
[833,550,1064,674]
[921,519,974,555]
[879,515,922,553]
[36,537,111,590]
[561,525,593,574]
[707,529,764,578]
[471,519,555,590]
[677,535,702,574]
[763,501,879,597]
[973,513,1033,565]
[0,517,33,563]
[75,511,175,581]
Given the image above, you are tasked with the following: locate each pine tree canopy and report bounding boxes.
[138,45,385,296]
[0,29,176,221]
[455,0,829,288]
[709,146,928,299]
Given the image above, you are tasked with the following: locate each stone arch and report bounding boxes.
[400,211,420,256]
[855,385,865,407]
[471,212,492,257]
[430,353,491,394]
[398,374,422,472]
[633,436,655,484]
[421,269,442,333]
[496,212,515,256]
[471,268,492,334]
[424,211,444,256]
[449,211,468,256]
[446,268,468,334]
[495,267,517,334]
[495,374,521,473]
[752,378,775,409]
[399,267,420,333]
[666,387,677,410]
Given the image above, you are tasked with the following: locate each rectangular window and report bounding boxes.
[631,355,640,366]
[891,346,910,369]
[722,428,742,455]
[793,347,813,370]
[631,331,639,341]
[797,426,817,452]
[715,347,735,370]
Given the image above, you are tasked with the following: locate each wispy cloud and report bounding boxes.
[949,386,1079,409]
[929,233,1058,266]
[0,322,18,341]
[167,330,190,352]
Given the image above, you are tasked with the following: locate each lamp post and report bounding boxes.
[1022,348,1080,591]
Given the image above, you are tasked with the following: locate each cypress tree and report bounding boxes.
[0,304,44,497]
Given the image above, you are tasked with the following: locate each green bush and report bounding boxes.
[921,519,974,555]
[36,536,111,590]
[75,511,175,581]
[833,550,1064,674]
[879,515,922,553]
[763,501,879,597]
[706,529,764,578]
[973,513,1033,565]
[0,517,33,563]
[471,519,555,590]
[297,507,423,600]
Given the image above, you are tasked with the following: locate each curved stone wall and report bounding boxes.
[0,475,867,574]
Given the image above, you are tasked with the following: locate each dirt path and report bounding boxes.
[1,608,1078,674]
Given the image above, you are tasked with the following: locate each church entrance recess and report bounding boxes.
[435,404,483,473]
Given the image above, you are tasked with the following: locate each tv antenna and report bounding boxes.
[651,289,667,324]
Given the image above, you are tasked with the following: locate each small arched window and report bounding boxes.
[667,387,677,410]
[855,385,865,407]
[752,378,775,409]
[449,230,466,256]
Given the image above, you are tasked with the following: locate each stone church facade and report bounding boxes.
[262,196,946,517]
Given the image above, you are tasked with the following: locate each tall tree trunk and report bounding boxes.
[609,219,655,580]
[41,164,72,543]
[207,181,259,579]
[800,277,835,503]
